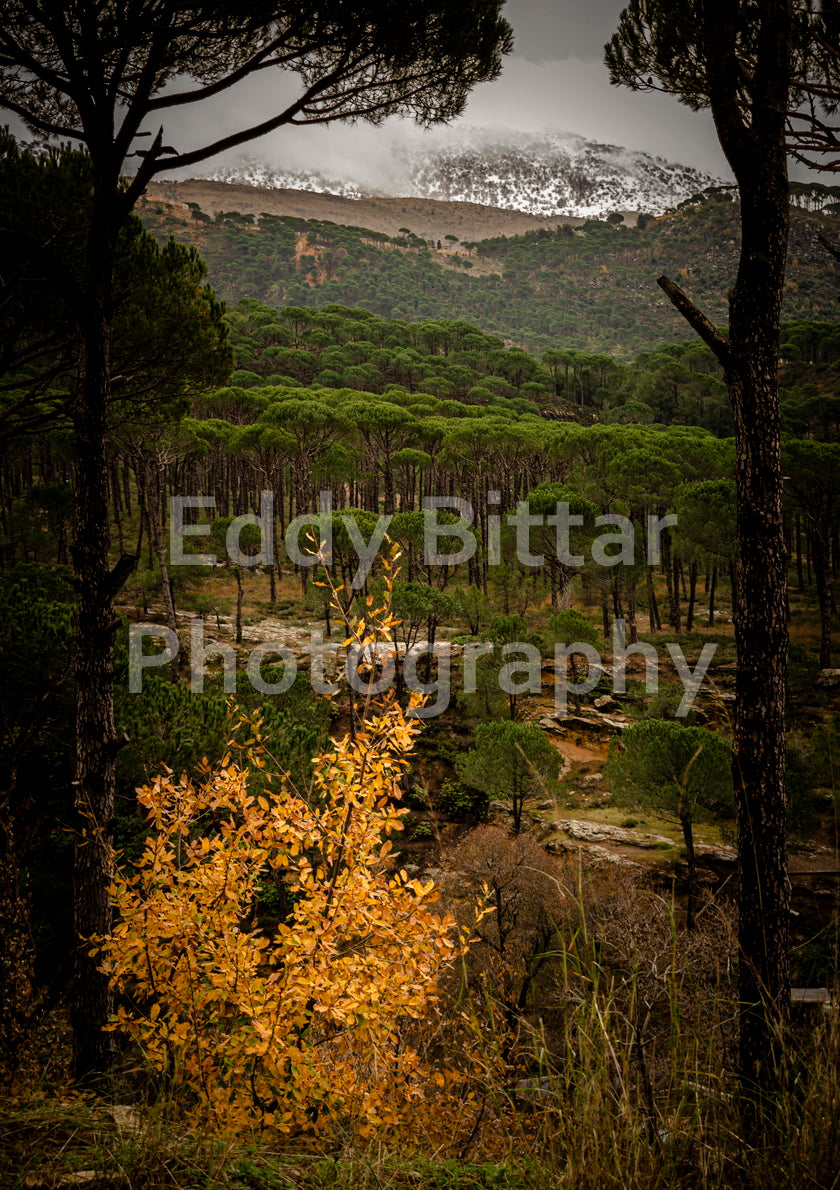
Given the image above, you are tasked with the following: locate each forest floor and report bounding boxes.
[117,567,840,885]
[2,572,836,1189]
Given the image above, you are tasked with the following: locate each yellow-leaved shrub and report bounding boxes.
[100,569,473,1141]
[99,556,497,1142]
[101,699,466,1139]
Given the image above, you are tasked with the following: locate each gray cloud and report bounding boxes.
[508,0,627,63]
[16,1,820,188]
[157,56,732,187]
[149,0,735,186]
[459,56,729,176]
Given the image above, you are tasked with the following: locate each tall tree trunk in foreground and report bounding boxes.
[722,34,791,1090]
[657,13,792,1088]
[70,186,130,1084]
[607,0,803,1098]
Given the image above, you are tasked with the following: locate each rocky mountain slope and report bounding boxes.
[198,127,722,218]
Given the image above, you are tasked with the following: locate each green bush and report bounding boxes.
[433,778,490,823]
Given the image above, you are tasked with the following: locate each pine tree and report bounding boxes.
[605,0,840,1094]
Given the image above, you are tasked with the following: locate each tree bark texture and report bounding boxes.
[726,151,791,1092]
[655,2,792,1090]
[70,188,120,1085]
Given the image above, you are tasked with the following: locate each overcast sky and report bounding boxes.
[459,0,729,172]
[149,0,746,188]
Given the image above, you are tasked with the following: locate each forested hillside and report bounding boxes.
[220,298,840,442]
[138,186,840,357]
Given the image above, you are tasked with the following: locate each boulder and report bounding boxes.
[694,842,737,864]
[815,669,840,689]
[553,839,645,869]
[559,819,673,848]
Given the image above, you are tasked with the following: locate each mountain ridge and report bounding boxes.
[194,128,722,219]
[141,178,586,244]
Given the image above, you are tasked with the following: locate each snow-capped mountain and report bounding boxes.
[402,130,721,218]
[198,128,722,219]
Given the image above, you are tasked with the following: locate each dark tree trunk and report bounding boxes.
[729,555,739,619]
[727,162,791,1096]
[235,566,244,644]
[71,211,118,1086]
[138,459,180,680]
[662,531,681,630]
[655,5,792,1093]
[627,582,638,644]
[383,457,395,516]
[811,528,833,669]
[708,564,717,627]
[611,571,624,620]
[110,459,123,556]
[511,782,523,833]
[806,531,812,586]
[647,571,661,631]
[268,497,277,605]
[686,561,698,632]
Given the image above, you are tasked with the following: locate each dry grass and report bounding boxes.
[2,886,838,1189]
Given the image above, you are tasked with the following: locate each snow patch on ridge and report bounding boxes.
[196,126,723,218]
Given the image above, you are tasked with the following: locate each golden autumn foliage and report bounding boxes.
[101,702,469,1139]
[99,564,479,1142]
